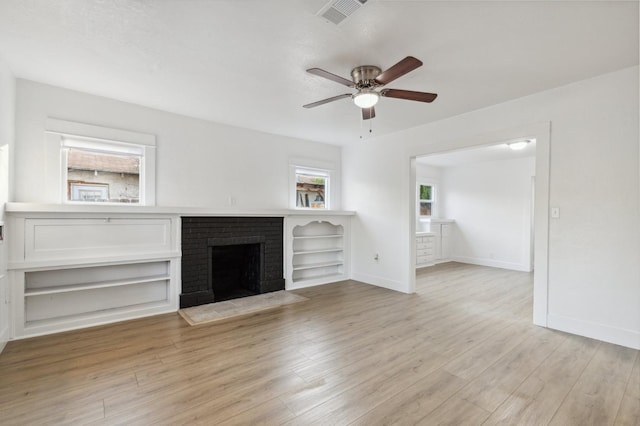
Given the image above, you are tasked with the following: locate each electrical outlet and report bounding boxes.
[374,253,379,261]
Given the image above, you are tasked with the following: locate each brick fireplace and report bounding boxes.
[180,217,285,308]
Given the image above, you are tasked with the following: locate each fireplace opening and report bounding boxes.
[208,236,265,302]
[181,217,284,308]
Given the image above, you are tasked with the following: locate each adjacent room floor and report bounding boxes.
[0,262,638,425]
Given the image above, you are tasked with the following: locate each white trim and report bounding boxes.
[0,274,8,353]
[47,118,157,206]
[4,202,356,215]
[46,118,155,146]
[409,157,417,288]
[288,157,336,172]
[548,313,640,350]
[409,121,551,327]
[532,124,551,327]
[62,136,145,155]
[450,256,531,272]
[289,163,334,211]
[351,272,408,293]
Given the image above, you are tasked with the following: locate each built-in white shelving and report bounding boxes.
[24,274,171,296]
[6,206,354,339]
[286,216,350,289]
[292,234,343,239]
[8,213,180,338]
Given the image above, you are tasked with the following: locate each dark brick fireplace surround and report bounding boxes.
[180,217,285,308]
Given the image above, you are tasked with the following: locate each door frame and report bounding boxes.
[408,122,551,326]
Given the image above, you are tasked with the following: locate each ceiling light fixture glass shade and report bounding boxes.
[353,90,379,108]
[508,140,531,150]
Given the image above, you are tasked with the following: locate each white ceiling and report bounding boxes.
[0,1,637,145]
[417,139,536,168]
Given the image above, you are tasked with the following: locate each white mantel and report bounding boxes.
[5,202,356,217]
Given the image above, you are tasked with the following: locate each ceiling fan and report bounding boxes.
[303,56,437,120]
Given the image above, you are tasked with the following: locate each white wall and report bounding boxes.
[0,57,15,351]
[343,66,640,349]
[440,156,535,271]
[14,79,342,210]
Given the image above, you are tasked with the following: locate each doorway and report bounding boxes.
[408,123,551,326]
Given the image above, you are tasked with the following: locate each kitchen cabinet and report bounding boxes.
[417,219,454,268]
[416,233,436,268]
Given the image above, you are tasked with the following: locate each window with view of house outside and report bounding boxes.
[66,148,141,203]
[296,169,329,209]
[419,184,433,216]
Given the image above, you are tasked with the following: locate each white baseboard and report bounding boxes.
[547,313,640,350]
[451,256,531,272]
[351,272,410,293]
[0,324,8,353]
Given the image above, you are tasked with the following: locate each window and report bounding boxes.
[65,146,142,203]
[62,138,145,204]
[47,118,156,206]
[418,184,434,216]
[295,168,329,209]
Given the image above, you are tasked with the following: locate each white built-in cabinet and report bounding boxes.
[416,233,436,268]
[8,213,180,338]
[434,221,453,261]
[416,219,454,268]
[285,216,350,289]
[6,206,354,339]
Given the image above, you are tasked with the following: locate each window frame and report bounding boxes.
[417,182,436,217]
[293,167,330,210]
[46,118,156,206]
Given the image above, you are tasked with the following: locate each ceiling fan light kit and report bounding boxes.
[303,56,437,120]
[508,140,531,150]
[353,90,379,108]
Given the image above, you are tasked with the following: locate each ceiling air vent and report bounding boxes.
[317,0,368,25]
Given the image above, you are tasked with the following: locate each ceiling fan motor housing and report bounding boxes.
[351,65,381,89]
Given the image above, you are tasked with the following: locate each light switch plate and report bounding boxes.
[551,207,560,218]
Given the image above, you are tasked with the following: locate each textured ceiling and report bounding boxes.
[0,1,637,145]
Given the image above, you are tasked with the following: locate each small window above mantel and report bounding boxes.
[294,167,330,210]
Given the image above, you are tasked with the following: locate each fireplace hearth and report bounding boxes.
[180,217,285,308]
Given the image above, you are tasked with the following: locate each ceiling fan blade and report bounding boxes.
[303,93,352,108]
[380,89,438,103]
[307,68,355,87]
[375,56,423,86]
[362,106,375,120]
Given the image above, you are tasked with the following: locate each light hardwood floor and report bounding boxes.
[0,262,638,425]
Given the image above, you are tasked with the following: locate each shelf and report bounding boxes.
[293,248,343,255]
[292,234,343,240]
[292,272,343,283]
[25,275,171,296]
[24,300,171,331]
[10,251,181,271]
[292,261,343,271]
